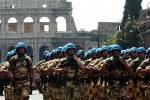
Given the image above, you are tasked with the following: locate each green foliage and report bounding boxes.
[121,15,143,48]
[104,32,118,45]
[122,0,142,27]
[105,15,143,49]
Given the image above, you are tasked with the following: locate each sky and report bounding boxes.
[67,0,150,31]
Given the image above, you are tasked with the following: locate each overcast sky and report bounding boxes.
[67,0,150,31]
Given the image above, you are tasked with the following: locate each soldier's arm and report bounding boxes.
[120,58,132,72]
[8,58,14,81]
[73,55,85,71]
[136,61,147,74]
[27,57,36,87]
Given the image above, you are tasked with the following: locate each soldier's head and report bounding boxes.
[130,47,137,58]
[84,51,91,60]
[6,49,17,61]
[56,46,63,58]
[43,51,50,59]
[111,45,121,57]
[146,47,150,57]
[107,45,113,56]
[65,43,76,55]
[15,42,27,55]
[6,52,11,61]
[96,48,102,58]
[137,47,146,58]
[44,52,51,61]
[62,46,68,57]
[77,50,84,59]
[90,48,97,59]
[101,46,108,57]
[120,50,126,57]
[51,50,56,59]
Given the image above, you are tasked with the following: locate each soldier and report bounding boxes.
[56,43,85,99]
[96,48,102,59]
[130,47,146,72]
[136,47,150,99]
[8,42,36,100]
[101,44,131,99]
[3,50,17,100]
[129,47,146,99]
[77,50,84,60]
[33,51,50,95]
[0,52,12,96]
[126,47,138,63]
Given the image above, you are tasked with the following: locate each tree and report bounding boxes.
[122,0,142,27]
[122,15,143,48]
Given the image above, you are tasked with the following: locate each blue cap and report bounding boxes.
[121,50,126,55]
[146,47,150,54]
[90,48,97,53]
[137,47,146,53]
[101,46,107,51]
[57,46,63,53]
[111,44,121,52]
[130,47,137,52]
[96,48,102,53]
[45,52,51,58]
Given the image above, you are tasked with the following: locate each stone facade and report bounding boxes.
[0,0,115,63]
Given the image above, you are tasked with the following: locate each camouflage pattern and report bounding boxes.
[0,61,12,100]
[8,54,33,100]
[23,45,150,100]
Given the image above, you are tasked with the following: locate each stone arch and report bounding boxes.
[24,17,34,33]
[39,17,50,32]
[39,46,49,61]
[8,17,17,32]
[26,46,33,61]
[56,16,66,32]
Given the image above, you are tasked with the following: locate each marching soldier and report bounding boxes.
[129,47,146,99]
[8,42,36,100]
[77,50,84,60]
[0,51,12,99]
[136,47,150,99]
[34,51,52,100]
[3,50,17,100]
[126,47,138,63]
[100,44,131,99]
[56,43,85,99]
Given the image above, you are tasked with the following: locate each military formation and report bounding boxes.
[0,42,150,100]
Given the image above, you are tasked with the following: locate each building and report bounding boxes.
[0,0,117,63]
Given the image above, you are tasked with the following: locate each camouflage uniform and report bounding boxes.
[80,58,93,99]
[0,61,12,100]
[58,56,82,100]
[34,59,49,100]
[129,49,146,99]
[8,54,33,100]
[136,57,150,99]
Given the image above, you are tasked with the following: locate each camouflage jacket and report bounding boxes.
[8,54,33,78]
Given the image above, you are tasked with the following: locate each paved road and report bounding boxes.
[0,90,43,100]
